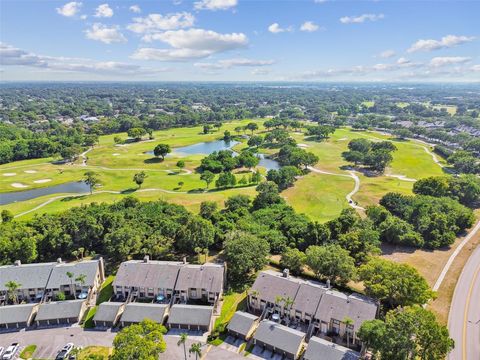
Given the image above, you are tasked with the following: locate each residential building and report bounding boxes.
[93,302,125,328]
[253,320,306,360]
[227,311,259,340]
[303,336,359,360]
[174,263,225,305]
[0,303,38,329]
[168,304,213,332]
[35,300,87,326]
[120,303,168,327]
[113,257,183,300]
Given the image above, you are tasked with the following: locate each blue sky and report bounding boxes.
[1,0,479,82]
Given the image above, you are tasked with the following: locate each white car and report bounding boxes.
[55,343,74,360]
[0,347,4,357]
[2,343,19,360]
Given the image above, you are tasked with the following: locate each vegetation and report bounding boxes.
[111,319,166,360]
[19,344,37,359]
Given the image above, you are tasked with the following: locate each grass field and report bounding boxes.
[77,346,111,360]
[20,344,37,359]
[0,123,446,223]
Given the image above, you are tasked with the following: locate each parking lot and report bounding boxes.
[0,327,248,359]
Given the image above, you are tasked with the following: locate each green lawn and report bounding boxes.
[20,344,37,359]
[97,275,114,304]
[77,346,111,360]
[214,291,247,330]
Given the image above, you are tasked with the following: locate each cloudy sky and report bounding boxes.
[1,0,479,82]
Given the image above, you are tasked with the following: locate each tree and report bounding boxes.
[267,166,301,190]
[5,280,21,304]
[113,136,122,144]
[393,128,413,140]
[215,171,236,189]
[199,201,217,220]
[252,181,284,210]
[133,171,147,189]
[66,271,75,295]
[238,152,259,169]
[176,160,185,172]
[246,122,259,135]
[305,244,356,285]
[224,231,270,283]
[251,171,262,184]
[75,273,87,293]
[127,127,147,141]
[83,171,100,194]
[359,258,434,308]
[153,144,171,160]
[280,248,306,275]
[200,171,215,189]
[223,130,232,141]
[359,306,454,360]
[177,333,188,360]
[189,342,202,360]
[413,176,449,198]
[247,135,263,147]
[1,210,13,223]
[343,316,354,348]
[111,319,167,360]
[177,216,215,253]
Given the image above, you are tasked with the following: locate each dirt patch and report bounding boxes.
[386,174,417,182]
[2,173,16,176]
[11,182,28,188]
[34,179,52,184]
[24,170,37,174]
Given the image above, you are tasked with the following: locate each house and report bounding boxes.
[174,263,225,305]
[93,302,125,328]
[0,261,56,302]
[113,258,184,300]
[252,320,306,360]
[120,303,168,327]
[0,304,38,329]
[227,311,259,340]
[313,291,378,344]
[290,283,327,324]
[249,269,302,313]
[303,336,359,360]
[35,300,87,326]
[45,258,105,299]
[167,304,213,332]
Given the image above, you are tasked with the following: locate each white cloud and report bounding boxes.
[397,57,410,65]
[268,23,292,34]
[94,4,113,18]
[56,2,82,17]
[429,56,471,67]
[129,5,141,13]
[408,35,475,53]
[300,21,319,32]
[314,0,327,3]
[85,23,127,44]
[379,50,395,58]
[472,65,480,72]
[80,14,87,20]
[194,0,237,11]
[0,43,166,76]
[251,68,270,75]
[131,28,248,61]
[340,13,384,24]
[194,58,274,69]
[127,12,195,34]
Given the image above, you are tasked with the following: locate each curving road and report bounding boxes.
[448,230,480,360]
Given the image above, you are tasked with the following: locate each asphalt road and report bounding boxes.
[448,243,480,360]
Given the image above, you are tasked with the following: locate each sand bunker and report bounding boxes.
[338,138,348,141]
[24,170,37,174]
[11,182,28,188]
[387,174,417,182]
[2,173,16,177]
[297,143,309,148]
[34,179,52,184]
[113,153,120,156]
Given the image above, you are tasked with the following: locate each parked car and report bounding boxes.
[55,343,74,360]
[2,343,19,360]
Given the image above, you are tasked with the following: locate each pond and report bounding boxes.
[147,139,280,171]
[0,181,90,205]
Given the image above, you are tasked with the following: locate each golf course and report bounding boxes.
[0,119,447,222]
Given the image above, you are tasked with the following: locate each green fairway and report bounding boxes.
[0,123,446,223]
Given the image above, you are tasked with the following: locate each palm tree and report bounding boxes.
[177,333,188,360]
[283,297,295,318]
[5,281,21,304]
[343,316,354,348]
[66,271,75,295]
[274,295,284,314]
[189,342,202,360]
[248,289,259,311]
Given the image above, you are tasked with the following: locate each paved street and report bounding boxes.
[448,244,480,360]
[0,326,246,359]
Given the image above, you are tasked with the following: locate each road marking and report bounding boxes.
[463,262,480,360]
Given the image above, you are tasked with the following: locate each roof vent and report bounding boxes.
[282,268,289,278]
[143,255,149,263]
[57,257,62,263]
[14,260,21,266]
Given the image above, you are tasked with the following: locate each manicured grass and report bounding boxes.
[361,101,375,108]
[214,291,247,330]
[97,275,114,305]
[20,344,37,359]
[77,346,111,360]
[83,306,97,328]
